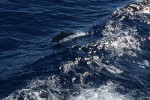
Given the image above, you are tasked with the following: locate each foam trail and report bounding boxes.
[60,31,89,43]
[135,0,143,2]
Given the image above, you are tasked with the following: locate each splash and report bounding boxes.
[3,77,63,100]
[69,82,133,100]
[60,31,89,43]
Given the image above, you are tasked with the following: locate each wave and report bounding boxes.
[3,81,134,100]
[2,1,150,100]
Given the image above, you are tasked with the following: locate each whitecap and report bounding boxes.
[69,82,133,100]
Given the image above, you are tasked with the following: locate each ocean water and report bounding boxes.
[0,0,150,100]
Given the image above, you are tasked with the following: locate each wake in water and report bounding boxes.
[3,0,150,100]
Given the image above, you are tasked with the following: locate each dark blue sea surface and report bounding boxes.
[0,0,150,100]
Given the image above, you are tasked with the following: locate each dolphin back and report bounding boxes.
[51,31,75,43]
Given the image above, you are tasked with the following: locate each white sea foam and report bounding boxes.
[135,0,143,2]
[93,56,123,74]
[3,81,134,100]
[60,31,89,43]
[100,21,140,57]
[3,78,149,100]
[69,82,133,100]
[3,77,62,100]
[137,60,150,68]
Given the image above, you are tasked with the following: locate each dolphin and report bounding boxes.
[51,31,75,43]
